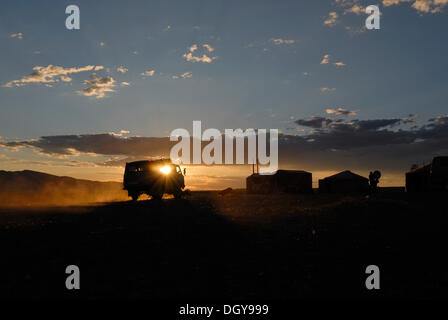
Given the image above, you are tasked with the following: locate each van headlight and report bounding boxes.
[159,165,171,174]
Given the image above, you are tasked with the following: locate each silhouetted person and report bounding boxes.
[369,170,381,193]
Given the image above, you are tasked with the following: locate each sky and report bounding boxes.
[1,0,448,189]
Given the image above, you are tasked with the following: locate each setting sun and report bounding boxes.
[159,165,171,175]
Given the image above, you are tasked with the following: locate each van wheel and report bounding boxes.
[174,191,183,199]
[152,193,163,200]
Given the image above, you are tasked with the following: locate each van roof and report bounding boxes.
[126,159,172,166]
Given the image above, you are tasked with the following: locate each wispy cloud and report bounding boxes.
[189,44,198,52]
[202,44,215,52]
[333,61,346,67]
[323,12,339,26]
[183,52,216,63]
[270,38,295,45]
[0,107,446,182]
[140,69,155,77]
[320,87,336,93]
[108,130,131,137]
[320,54,330,64]
[344,4,365,15]
[3,65,103,88]
[10,32,23,40]
[335,0,366,16]
[331,1,370,35]
[320,54,346,67]
[172,72,192,79]
[326,107,357,116]
[77,74,116,99]
[5,113,448,174]
[383,0,448,14]
[183,44,217,63]
[116,66,128,73]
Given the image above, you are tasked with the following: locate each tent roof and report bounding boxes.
[248,169,311,179]
[323,170,368,181]
[276,169,311,175]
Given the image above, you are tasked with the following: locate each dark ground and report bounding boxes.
[0,190,447,300]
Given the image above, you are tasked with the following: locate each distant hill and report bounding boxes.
[0,170,127,206]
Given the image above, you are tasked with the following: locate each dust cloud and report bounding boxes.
[0,170,128,207]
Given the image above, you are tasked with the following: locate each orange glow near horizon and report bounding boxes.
[0,160,406,190]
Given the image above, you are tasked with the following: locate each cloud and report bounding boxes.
[295,115,404,134]
[320,87,336,93]
[402,113,419,124]
[333,61,346,67]
[3,65,103,88]
[428,114,448,125]
[116,66,128,73]
[344,4,365,15]
[383,0,448,13]
[141,69,155,77]
[3,113,448,175]
[183,44,217,63]
[172,72,192,79]
[1,134,173,159]
[383,0,412,5]
[295,117,337,129]
[334,0,360,5]
[120,81,131,86]
[320,54,330,64]
[280,123,448,173]
[270,38,295,45]
[99,42,105,47]
[108,130,131,137]
[203,44,215,52]
[320,54,346,67]
[323,12,339,26]
[189,44,198,52]
[10,32,23,40]
[331,1,370,35]
[183,52,216,63]
[60,76,72,82]
[283,114,448,174]
[77,73,116,98]
[326,107,357,116]
[413,0,434,12]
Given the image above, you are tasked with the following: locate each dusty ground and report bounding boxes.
[0,190,447,300]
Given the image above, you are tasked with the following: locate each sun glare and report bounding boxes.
[159,165,171,174]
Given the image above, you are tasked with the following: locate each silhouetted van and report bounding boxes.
[123,159,185,201]
[406,156,448,192]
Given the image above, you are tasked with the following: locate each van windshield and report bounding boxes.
[126,164,150,172]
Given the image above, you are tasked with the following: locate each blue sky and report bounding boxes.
[1,0,448,187]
